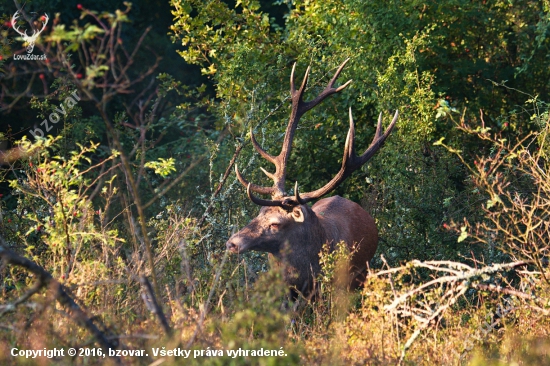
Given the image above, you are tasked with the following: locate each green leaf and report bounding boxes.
[433,137,445,146]
[145,157,177,177]
[457,226,468,243]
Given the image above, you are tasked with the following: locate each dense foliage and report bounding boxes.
[0,0,549,364]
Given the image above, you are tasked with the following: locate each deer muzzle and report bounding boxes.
[226,236,247,254]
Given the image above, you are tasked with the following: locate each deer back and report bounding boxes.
[312,196,378,289]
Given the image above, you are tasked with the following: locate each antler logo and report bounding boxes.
[11,10,49,53]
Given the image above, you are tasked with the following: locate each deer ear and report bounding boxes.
[292,206,305,223]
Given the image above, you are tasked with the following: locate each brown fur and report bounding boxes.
[226,195,377,296]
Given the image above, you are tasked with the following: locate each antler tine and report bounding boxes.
[290,62,311,100]
[298,109,399,203]
[235,164,276,196]
[298,65,311,99]
[290,63,297,95]
[344,107,356,160]
[331,59,353,92]
[37,14,49,34]
[358,109,399,165]
[247,184,284,207]
[374,112,384,139]
[250,128,276,165]
[11,11,26,36]
[259,167,275,180]
[294,181,307,205]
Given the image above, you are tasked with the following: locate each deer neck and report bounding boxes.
[270,209,327,289]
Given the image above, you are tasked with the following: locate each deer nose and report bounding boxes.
[226,239,239,253]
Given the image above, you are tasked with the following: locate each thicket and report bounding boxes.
[0,1,549,365]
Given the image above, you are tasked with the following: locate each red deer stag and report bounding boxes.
[226,59,398,297]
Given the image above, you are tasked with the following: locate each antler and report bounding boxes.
[296,109,398,204]
[236,59,352,200]
[11,11,26,37]
[34,13,49,37]
[237,59,398,207]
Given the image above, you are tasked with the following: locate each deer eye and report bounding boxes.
[269,223,280,231]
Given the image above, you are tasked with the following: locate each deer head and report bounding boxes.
[11,10,49,54]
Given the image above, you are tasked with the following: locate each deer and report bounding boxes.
[225,59,398,299]
[11,10,49,54]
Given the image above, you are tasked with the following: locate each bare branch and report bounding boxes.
[0,236,122,364]
[139,276,172,337]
